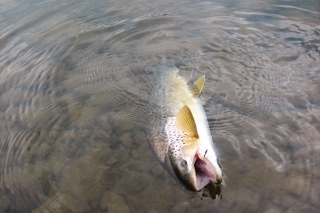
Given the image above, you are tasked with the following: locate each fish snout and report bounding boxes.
[215,176,222,184]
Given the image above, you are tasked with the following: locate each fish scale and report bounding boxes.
[166,117,184,157]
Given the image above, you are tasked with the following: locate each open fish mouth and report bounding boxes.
[193,151,221,191]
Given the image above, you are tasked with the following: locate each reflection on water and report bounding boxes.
[0,0,319,212]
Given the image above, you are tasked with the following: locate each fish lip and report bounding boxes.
[192,150,220,191]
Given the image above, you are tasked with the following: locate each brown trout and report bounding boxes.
[145,67,222,191]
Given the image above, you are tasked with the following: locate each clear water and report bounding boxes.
[0,0,319,212]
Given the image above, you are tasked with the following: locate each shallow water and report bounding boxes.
[0,0,319,212]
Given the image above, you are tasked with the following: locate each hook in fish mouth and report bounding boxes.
[193,150,222,191]
[170,148,222,192]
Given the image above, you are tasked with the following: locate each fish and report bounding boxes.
[145,66,222,191]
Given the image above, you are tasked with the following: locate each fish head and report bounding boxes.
[169,143,222,191]
[166,105,222,191]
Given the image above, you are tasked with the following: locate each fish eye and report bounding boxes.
[180,160,187,168]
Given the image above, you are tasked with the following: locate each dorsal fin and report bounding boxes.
[175,105,199,138]
[193,76,205,97]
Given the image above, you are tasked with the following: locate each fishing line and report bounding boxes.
[189,62,195,81]
[212,92,226,133]
[204,149,208,158]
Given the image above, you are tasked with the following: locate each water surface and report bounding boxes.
[0,0,319,212]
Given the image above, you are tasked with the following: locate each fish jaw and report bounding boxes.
[193,151,222,191]
[170,149,222,192]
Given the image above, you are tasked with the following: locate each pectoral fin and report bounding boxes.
[175,105,199,138]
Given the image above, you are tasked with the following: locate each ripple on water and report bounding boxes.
[1,0,320,212]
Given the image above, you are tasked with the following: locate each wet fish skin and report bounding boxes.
[145,66,222,191]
